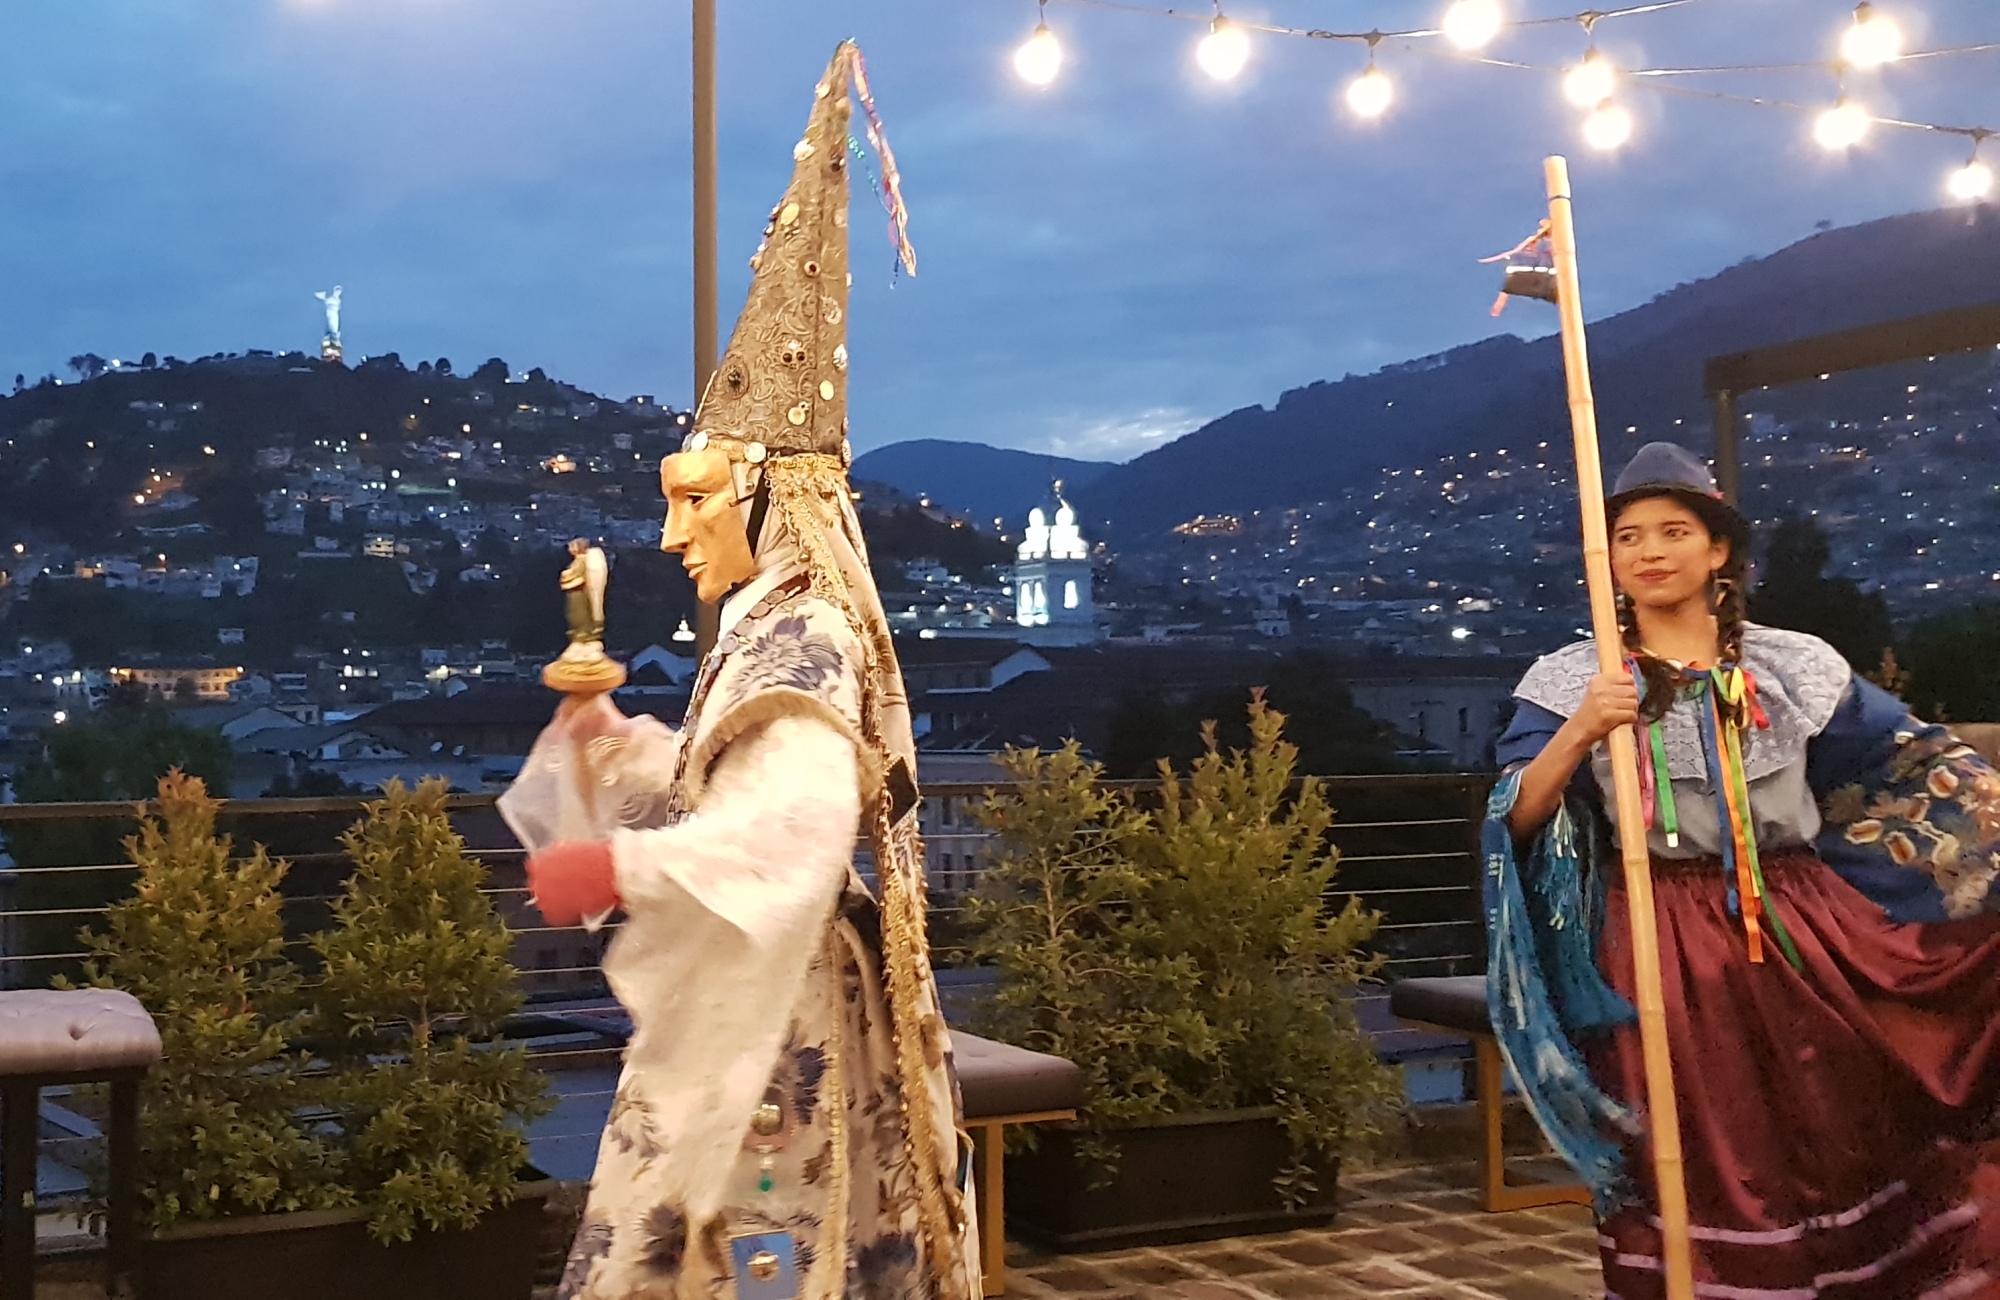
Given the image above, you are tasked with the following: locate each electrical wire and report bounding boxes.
[1045,0,1708,44]
[1025,0,1999,159]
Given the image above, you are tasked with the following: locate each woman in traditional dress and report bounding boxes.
[1487,441,2000,1298]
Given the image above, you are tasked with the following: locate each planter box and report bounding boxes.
[138,1175,557,1300]
[1004,1107,1340,1251]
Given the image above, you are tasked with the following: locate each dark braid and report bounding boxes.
[1617,593,1682,727]
[1613,517,1752,730]
[1711,545,1752,730]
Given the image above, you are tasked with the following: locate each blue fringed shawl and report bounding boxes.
[1482,770,1640,1214]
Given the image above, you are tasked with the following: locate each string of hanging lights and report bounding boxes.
[1006,0,1998,201]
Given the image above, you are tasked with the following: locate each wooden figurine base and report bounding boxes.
[542,653,627,694]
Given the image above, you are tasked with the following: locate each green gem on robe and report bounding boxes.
[758,1170,775,1194]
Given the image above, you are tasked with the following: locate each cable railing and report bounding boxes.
[2,774,1497,1198]
[0,773,1495,1003]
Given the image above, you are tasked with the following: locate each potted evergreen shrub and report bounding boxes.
[65,771,336,1229]
[307,777,550,1245]
[73,774,552,1300]
[966,696,1401,1249]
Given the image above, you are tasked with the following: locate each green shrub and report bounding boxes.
[966,695,1402,1198]
[71,773,549,1243]
[66,772,338,1230]
[308,778,549,1242]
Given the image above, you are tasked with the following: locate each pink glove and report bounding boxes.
[525,840,619,928]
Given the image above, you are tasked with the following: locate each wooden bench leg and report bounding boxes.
[1476,1038,1507,1213]
[971,1123,1005,1297]
[2,1080,38,1300]
[108,1077,140,1299]
[1475,1038,1594,1214]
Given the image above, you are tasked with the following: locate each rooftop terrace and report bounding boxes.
[0,773,1601,1300]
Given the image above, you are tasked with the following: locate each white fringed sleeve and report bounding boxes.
[589,713,861,1230]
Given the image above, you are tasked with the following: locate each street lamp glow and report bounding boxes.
[1582,101,1634,150]
[1948,159,1994,202]
[1840,2,1904,68]
[1014,21,1063,85]
[1814,98,1871,150]
[1562,50,1616,109]
[1345,65,1394,118]
[1441,0,1503,51]
[1197,16,1250,80]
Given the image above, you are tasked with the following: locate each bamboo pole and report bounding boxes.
[1542,155,1695,1300]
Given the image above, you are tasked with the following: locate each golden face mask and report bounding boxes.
[659,447,757,604]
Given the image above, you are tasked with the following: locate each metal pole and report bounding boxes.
[1543,155,1695,1300]
[1712,388,1739,507]
[692,0,721,657]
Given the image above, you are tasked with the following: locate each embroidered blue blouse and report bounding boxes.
[1493,625,1999,924]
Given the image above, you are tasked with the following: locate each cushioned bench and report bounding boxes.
[1386,975,1590,1214]
[952,1031,1083,1297]
[0,989,163,1300]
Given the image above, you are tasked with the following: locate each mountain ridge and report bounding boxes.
[854,207,2000,537]
[851,438,1112,530]
[1072,206,2000,537]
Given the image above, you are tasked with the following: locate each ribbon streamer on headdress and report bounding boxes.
[847,47,918,278]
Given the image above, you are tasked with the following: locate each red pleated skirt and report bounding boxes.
[1590,847,2000,1300]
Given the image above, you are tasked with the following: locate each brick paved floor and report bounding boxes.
[1000,1160,1605,1300]
[34,1161,1607,1299]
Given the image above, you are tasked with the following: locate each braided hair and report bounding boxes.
[1613,503,1751,729]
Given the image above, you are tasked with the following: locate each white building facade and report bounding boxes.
[1011,486,1099,646]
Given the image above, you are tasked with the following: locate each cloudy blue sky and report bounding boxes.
[0,1,1992,461]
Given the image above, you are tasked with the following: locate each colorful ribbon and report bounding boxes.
[1647,719,1680,850]
[1704,666,1801,970]
[1633,661,1800,971]
[846,47,918,278]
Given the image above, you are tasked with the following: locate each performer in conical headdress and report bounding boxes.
[504,42,977,1300]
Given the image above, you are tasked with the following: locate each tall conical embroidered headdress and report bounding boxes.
[687,40,912,463]
[674,42,970,1282]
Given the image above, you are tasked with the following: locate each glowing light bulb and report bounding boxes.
[1947,159,1994,202]
[1582,101,1633,151]
[1814,98,1871,150]
[1345,64,1393,118]
[1014,21,1063,85]
[1197,16,1250,80]
[1840,2,1904,68]
[1441,0,1503,51]
[1562,50,1616,109]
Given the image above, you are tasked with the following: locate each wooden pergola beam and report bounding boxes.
[1706,302,2000,504]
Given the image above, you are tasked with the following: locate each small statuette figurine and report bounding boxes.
[543,538,626,693]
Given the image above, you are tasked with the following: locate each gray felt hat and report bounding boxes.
[1606,442,1748,549]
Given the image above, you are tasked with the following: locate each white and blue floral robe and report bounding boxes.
[516,566,978,1300]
